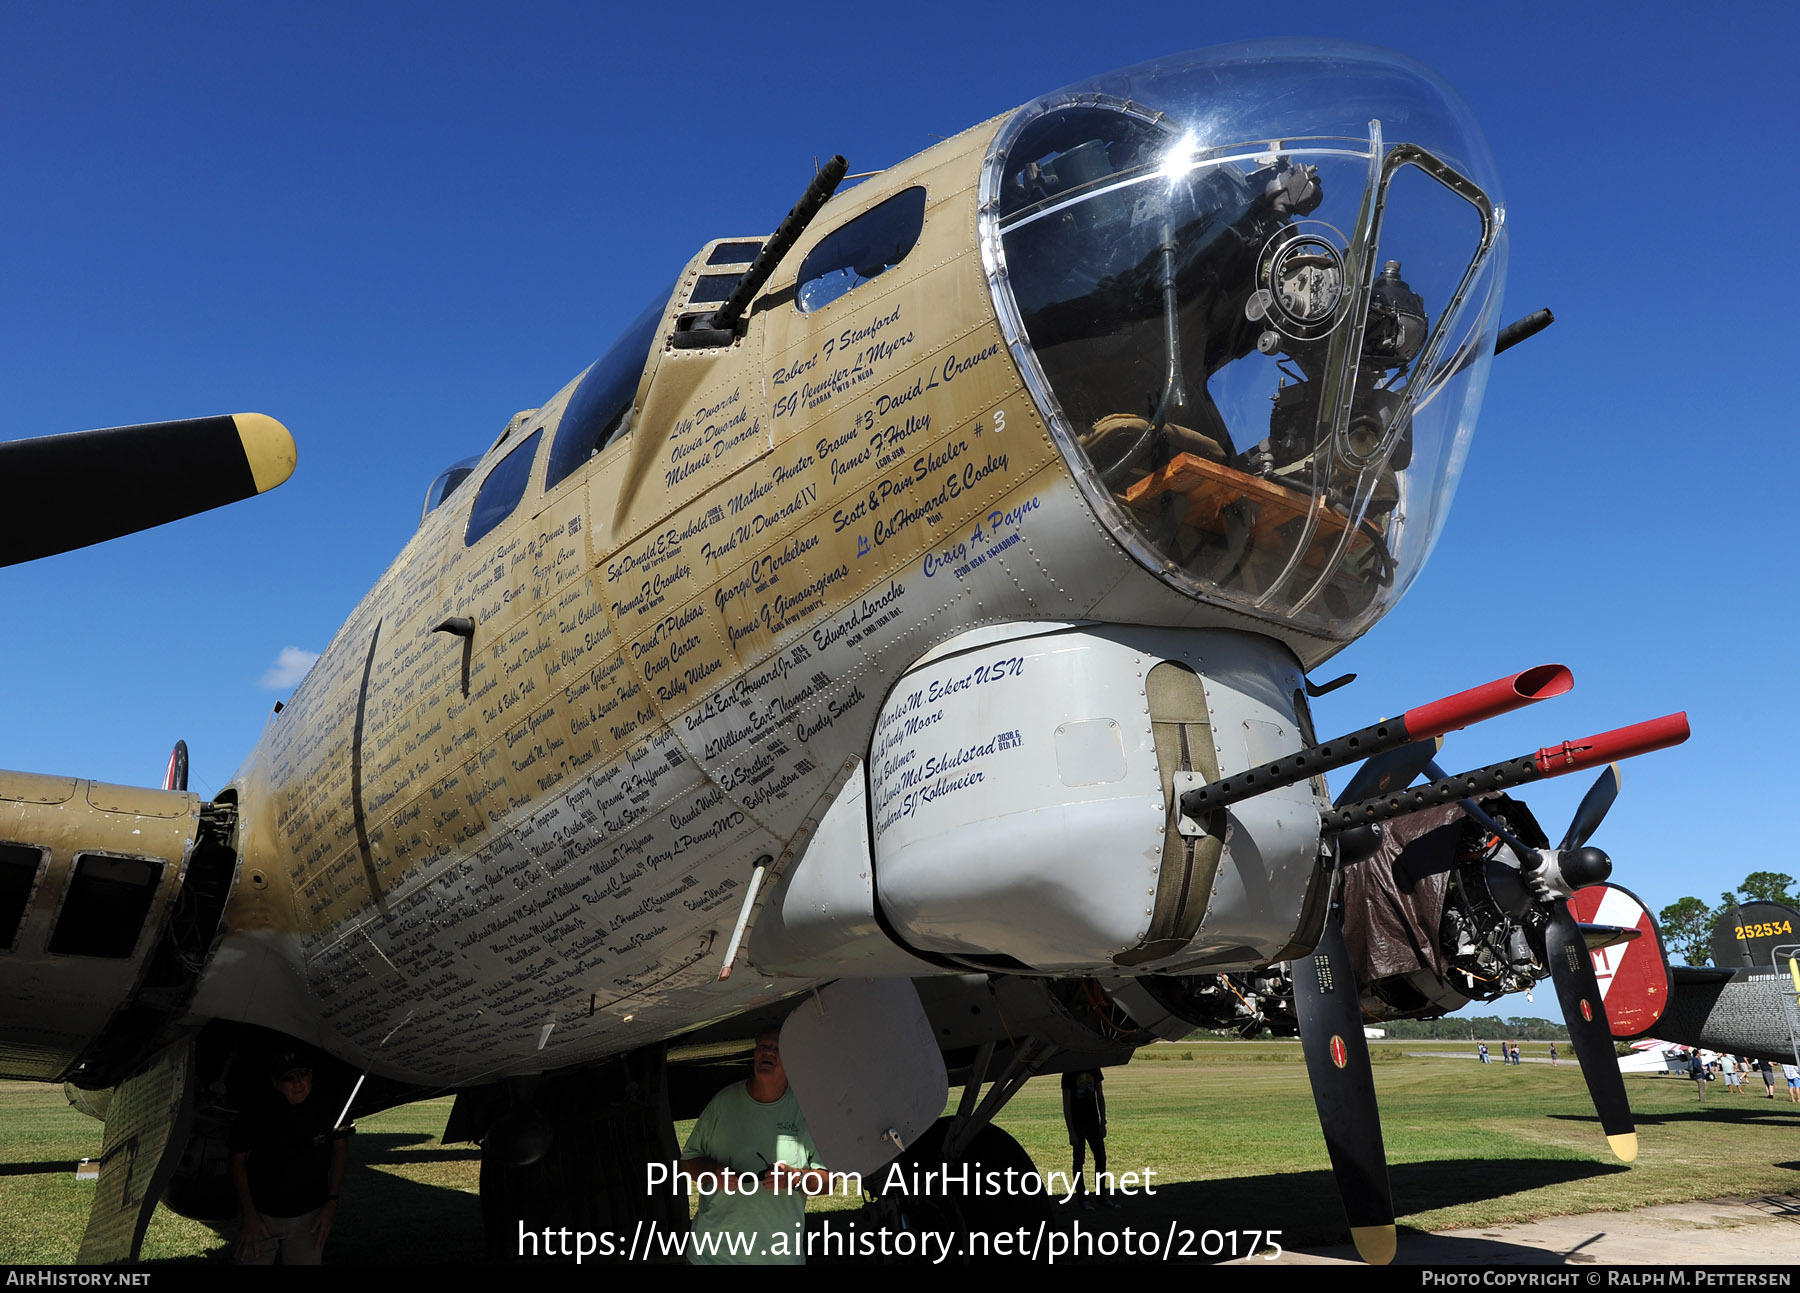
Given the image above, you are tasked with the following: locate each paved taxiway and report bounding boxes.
[1236,1195,1800,1265]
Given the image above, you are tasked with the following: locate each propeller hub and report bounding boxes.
[1562,846,1613,888]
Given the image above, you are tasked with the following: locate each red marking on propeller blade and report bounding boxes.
[1330,1035,1347,1069]
[1580,999,1593,1022]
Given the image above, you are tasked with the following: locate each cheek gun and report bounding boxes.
[1176,662,1573,822]
[1322,712,1690,834]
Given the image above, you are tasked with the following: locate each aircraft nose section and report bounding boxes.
[982,41,1507,645]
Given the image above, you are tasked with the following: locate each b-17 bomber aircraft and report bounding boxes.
[0,41,1691,1265]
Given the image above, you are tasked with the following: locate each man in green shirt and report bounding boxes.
[681,1026,828,1264]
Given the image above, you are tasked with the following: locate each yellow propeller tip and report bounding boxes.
[1607,1131,1638,1162]
[1351,1224,1397,1265]
[232,413,297,493]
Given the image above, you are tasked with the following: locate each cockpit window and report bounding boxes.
[421,455,479,524]
[465,430,542,546]
[796,187,927,313]
[689,274,741,304]
[707,241,762,266]
[545,293,668,490]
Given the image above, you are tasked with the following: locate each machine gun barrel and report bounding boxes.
[1495,307,1555,355]
[1321,712,1689,833]
[1176,663,1572,819]
[712,155,849,335]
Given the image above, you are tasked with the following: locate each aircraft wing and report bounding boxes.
[1669,965,1740,985]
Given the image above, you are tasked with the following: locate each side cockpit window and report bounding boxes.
[797,187,926,313]
[465,430,543,546]
[421,455,479,524]
[545,292,670,490]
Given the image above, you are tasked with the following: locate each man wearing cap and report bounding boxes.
[679,1026,828,1264]
[230,1047,351,1264]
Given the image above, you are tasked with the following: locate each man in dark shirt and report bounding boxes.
[1061,1069,1112,1209]
[230,1047,350,1264]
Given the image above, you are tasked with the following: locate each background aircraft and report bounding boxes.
[0,2,1786,1267]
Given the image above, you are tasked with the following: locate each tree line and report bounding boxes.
[1370,1016,1569,1041]
[1656,872,1798,965]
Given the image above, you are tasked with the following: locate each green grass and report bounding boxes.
[4,1045,1796,1263]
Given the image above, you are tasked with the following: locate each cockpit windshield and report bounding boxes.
[981,42,1506,642]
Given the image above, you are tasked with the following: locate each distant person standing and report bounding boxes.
[1784,1063,1800,1103]
[1478,1043,1490,1065]
[1548,1042,1559,1067]
[1722,1055,1741,1094]
[1687,1050,1708,1101]
[1757,1057,1777,1098]
[1061,1069,1112,1209]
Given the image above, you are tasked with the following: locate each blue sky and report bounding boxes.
[3,1,1795,936]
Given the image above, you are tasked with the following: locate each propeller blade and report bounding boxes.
[1424,759,1540,862]
[1293,912,1395,1264]
[1544,900,1637,1162]
[1559,764,1621,851]
[1579,923,1642,952]
[0,413,295,566]
[1334,737,1442,808]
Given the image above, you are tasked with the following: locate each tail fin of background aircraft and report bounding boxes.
[1709,900,1800,971]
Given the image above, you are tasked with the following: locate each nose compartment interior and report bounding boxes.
[983,54,1505,643]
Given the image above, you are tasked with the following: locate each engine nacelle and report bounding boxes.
[0,772,236,1084]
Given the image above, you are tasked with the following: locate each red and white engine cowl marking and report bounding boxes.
[1568,883,1672,1038]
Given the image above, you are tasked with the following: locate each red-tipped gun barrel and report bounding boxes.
[1323,712,1690,833]
[1531,712,1690,776]
[1404,663,1573,740]
[1177,664,1573,819]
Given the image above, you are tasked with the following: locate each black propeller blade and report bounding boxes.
[0,413,295,566]
[1293,910,1396,1265]
[1544,899,1637,1161]
[1288,758,1422,1265]
[1334,736,1442,807]
[1425,757,1637,1163]
[1560,763,1620,851]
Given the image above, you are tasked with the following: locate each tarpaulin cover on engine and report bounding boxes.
[1341,802,1466,982]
